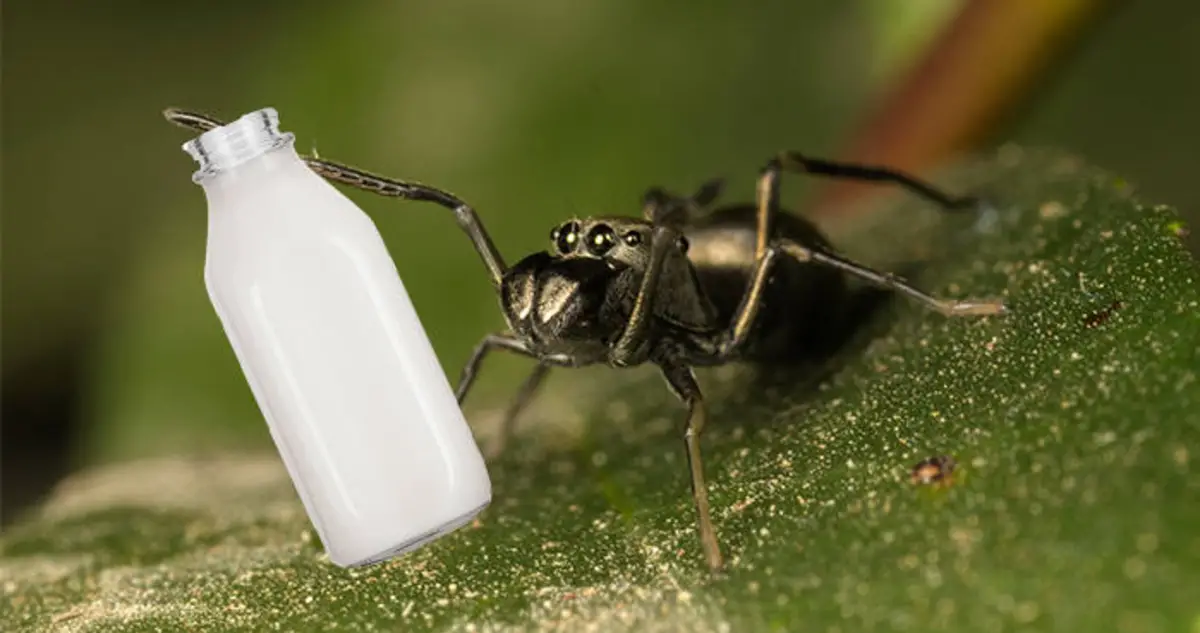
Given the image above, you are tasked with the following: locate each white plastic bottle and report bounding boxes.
[181,107,492,567]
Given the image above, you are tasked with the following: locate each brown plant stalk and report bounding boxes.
[810,0,1119,218]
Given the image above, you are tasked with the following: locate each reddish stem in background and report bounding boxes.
[810,0,1117,218]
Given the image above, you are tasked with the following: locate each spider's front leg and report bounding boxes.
[455,334,537,404]
[455,334,589,457]
[302,159,507,288]
[607,187,699,366]
[607,224,682,366]
[164,108,509,287]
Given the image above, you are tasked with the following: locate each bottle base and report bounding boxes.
[339,499,491,568]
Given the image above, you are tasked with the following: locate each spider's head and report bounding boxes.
[548,216,689,270]
[546,178,720,269]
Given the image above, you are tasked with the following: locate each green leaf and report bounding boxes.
[3,149,1198,632]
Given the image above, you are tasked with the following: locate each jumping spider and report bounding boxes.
[166,108,1007,572]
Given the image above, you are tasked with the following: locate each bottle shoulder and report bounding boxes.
[206,179,390,267]
[207,161,378,231]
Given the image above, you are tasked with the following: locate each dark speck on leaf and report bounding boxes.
[911,455,957,486]
[1084,300,1123,328]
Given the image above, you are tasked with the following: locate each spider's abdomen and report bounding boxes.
[684,204,850,363]
[500,252,628,358]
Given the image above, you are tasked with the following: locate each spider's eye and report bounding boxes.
[554,221,581,254]
[586,224,617,255]
[622,231,643,247]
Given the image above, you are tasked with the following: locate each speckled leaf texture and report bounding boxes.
[3,149,1198,633]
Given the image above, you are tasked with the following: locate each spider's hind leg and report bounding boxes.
[750,151,1008,317]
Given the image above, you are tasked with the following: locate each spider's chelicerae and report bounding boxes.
[167,109,1007,572]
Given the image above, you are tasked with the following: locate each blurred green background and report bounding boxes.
[3,0,1197,525]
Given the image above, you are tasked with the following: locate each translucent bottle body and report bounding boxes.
[188,110,491,567]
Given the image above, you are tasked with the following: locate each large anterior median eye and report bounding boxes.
[586,224,617,255]
[553,221,581,254]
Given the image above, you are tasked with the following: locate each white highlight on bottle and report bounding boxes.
[182,108,492,567]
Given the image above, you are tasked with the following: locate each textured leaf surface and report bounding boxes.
[3,149,1198,632]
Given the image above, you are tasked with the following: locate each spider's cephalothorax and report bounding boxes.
[166,108,1009,573]
[497,211,721,368]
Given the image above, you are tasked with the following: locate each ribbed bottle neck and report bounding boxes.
[183,108,295,182]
